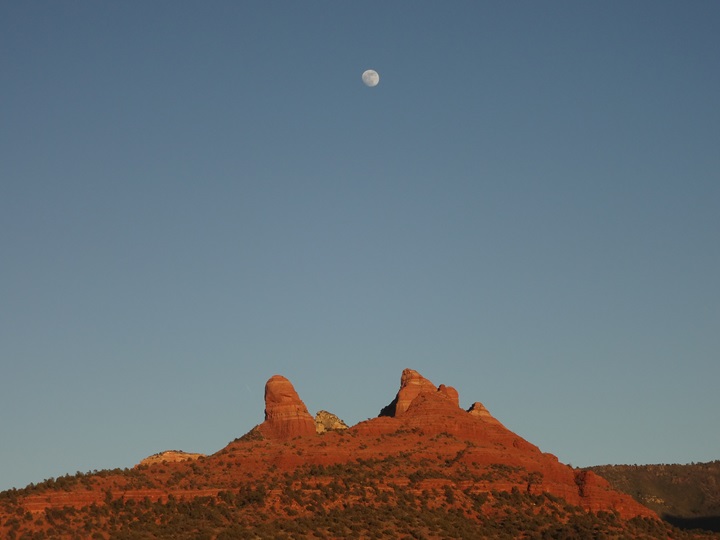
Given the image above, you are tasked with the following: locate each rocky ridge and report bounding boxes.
[248,368,655,519]
[0,367,669,539]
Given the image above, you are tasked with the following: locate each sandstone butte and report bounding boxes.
[7,368,657,528]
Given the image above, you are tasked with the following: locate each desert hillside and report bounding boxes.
[587,461,720,533]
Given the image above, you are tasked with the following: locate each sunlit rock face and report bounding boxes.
[136,450,205,468]
[380,368,460,417]
[467,401,502,425]
[314,410,349,433]
[257,375,316,439]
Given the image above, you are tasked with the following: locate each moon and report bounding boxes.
[362,69,380,87]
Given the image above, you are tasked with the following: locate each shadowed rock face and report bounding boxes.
[257,375,316,439]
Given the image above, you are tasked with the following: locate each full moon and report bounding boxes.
[362,69,380,87]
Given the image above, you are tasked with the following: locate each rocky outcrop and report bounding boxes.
[467,402,503,425]
[256,375,316,440]
[380,368,460,417]
[136,450,205,467]
[315,410,349,433]
[359,368,656,520]
[437,384,460,407]
[572,469,651,517]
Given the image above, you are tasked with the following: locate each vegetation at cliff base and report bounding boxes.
[587,461,720,533]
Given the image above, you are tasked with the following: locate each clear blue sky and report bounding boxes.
[2,1,719,491]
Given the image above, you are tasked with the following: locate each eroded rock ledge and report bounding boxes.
[136,450,205,468]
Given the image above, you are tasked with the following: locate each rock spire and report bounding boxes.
[257,375,316,439]
[380,368,460,417]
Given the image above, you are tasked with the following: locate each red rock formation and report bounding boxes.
[256,375,316,439]
[572,469,647,517]
[380,368,461,417]
[1,367,659,537]
[467,402,503,425]
[359,368,657,519]
[437,384,460,407]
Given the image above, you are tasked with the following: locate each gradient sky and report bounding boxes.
[2,1,719,492]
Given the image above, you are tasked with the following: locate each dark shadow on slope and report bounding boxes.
[378,395,398,417]
[663,514,720,533]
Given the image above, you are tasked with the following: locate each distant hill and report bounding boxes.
[1,369,716,539]
[587,461,720,532]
